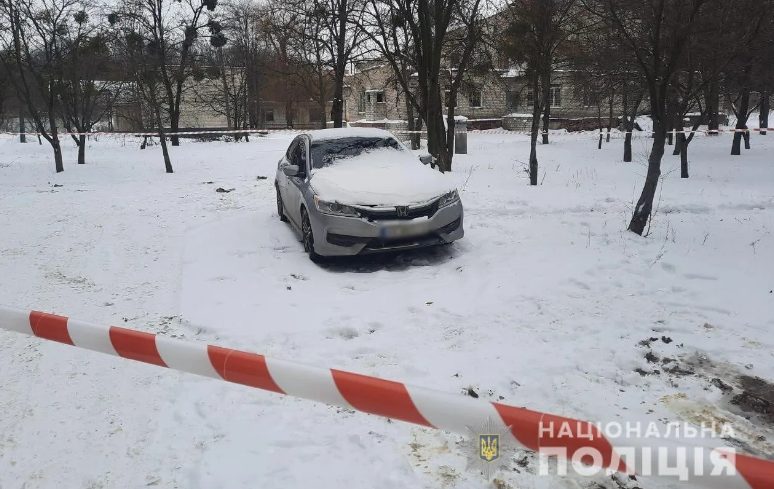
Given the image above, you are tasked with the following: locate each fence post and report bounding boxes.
[454,117,467,155]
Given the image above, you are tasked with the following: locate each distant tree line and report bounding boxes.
[501,0,774,234]
[1,0,773,235]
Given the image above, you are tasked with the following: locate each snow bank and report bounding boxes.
[310,147,454,205]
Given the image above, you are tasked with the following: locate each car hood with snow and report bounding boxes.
[309,148,455,206]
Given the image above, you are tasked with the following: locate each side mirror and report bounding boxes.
[419,154,433,166]
[283,165,300,177]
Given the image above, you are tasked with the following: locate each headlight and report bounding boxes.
[314,195,360,217]
[437,190,460,208]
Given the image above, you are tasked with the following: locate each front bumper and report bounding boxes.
[309,200,464,256]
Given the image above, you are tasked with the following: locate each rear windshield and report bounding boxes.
[310,137,402,169]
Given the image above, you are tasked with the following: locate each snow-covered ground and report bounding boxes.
[0,129,772,488]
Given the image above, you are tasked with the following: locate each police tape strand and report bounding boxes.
[0,305,771,488]
[0,127,772,137]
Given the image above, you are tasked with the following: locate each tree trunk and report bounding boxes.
[332,0,347,128]
[285,100,294,128]
[705,78,720,136]
[319,99,327,129]
[332,68,345,128]
[170,113,180,146]
[673,121,682,156]
[541,70,550,145]
[606,93,613,143]
[441,98,455,172]
[154,105,173,173]
[414,117,423,151]
[426,80,449,172]
[19,110,26,143]
[628,120,665,235]
[732,131,744,155]
[217,48,232,130]
[48,109,64,172]
[731,88,750,155]
[406,98,421,150]
[597,104,603,150]
[679,133,688,178]
[529,118,539,185]
[529,75,541,186]
[52,138,64,173]
[77,135,86,165]
[622,89,631,162]
[159,131,173,173]
[759,92,769,135]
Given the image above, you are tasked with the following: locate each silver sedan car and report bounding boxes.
[274,128,464,261]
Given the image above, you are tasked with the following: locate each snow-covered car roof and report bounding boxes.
[306,127,396,142]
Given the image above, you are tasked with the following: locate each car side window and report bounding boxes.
[285,139,298,164]
[292,139,308,175]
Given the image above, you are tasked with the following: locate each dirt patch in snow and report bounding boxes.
[635,335,774,457]
[731,375,774,424]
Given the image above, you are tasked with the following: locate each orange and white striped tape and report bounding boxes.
[0,305,771,488]
[0,127,771,137]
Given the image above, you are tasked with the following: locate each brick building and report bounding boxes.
[343,59,606,132]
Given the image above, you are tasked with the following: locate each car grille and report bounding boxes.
[364,234,445,252]
[356,199,439,221]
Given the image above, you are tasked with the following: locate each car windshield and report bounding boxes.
[310,137,403,169]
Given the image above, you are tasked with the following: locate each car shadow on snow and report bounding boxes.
[317,243,460,273]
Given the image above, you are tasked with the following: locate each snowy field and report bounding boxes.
[0,129,772,488]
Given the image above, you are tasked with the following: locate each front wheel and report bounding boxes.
[301,208,322,262]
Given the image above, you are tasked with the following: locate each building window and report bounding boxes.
[550,84,562,108]
[524,86,562,108]
[506,90,519,110]
[264,109,274,122]
[368,90,384,104]
[358,91,366,113]
[468,89,483,108]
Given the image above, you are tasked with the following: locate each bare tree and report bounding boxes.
[310,0,366,127]
[189,17,254,137]
[724,1,773,155]
[296,0,335,128]
[364,0,485,172]
[112,0,220,146]
[118,28,174,172]
[586,0,715,235]
[0,0,79,172]
[257,3,303,127]
[503,0,579,185]
[57,9,122,164]
[570,19,646,159]
[667,2,744,178]
[225,0,266,128]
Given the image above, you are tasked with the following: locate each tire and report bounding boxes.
[276,184,288,222]
[301,208,322,262]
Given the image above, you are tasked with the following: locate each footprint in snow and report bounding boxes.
[328,327,359,340]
